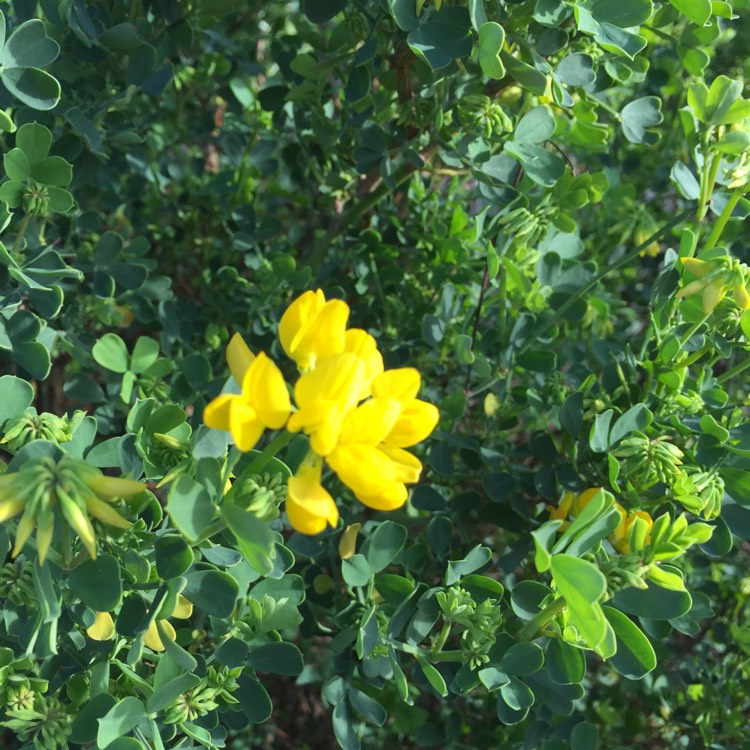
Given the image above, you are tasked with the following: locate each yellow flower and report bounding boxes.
[548,490,575,523]
[327,398,423,511]
[370,369,439,448]
[204,350,291,452]
[87,611,115,641]
[287,353,366,456]
[279,289,349,370]
[571,487,602,516]
[343,329,384,400]
[144,595,193,652]
[286,460,339,535]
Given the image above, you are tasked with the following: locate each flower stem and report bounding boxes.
[11,214,31,256]
[704,190,744,251]
[516,597,567,642]
[717,355,750,384]
[431,622,452,656]
[245,429,295,475]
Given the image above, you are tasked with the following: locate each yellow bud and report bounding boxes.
[339,523,361,560]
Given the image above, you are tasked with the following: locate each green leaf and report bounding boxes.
[93,333,130,374]
[531,520,562,573]
[546,638,586,684]
[130,337,160,374]
[363,520,407,572]
[621,96,663,145]
[32,558,60,623]
[16,122,51,163]
[154,536,194,580]
[349,688,387,726]
[557,53,596,87]
[513,106,556,144]
[97,697,145,749]
[669,0,712,24]
[478,22,506,79]
[416,653,448,696]
[550,555,615,658]
[445,545,492,585]
[0,374,34,425]
[500,675,534,710]
[31,155,72,187]
[1,19,60,68]
[510,580,553,619]
[182,570,239,618]
[603,606,657,679]
[581,0,653,26]
[1,67,61,110]
[69,693,117,744]
[248,642,304,675]
[609,404,653,446]
[612,578,692,619]
[235,674,273,723]
[332,701,361,750]
[167,474,216,541]
[388,0,419,31]
[589,409,613,452]
[720,468,750,506]
[69,555,123,612]
[342,553,372,587]
[500,642,544,676]
[704,75,744,126]
[303,0,347,23]
[571,721,600,750]
[222,502,276,576]
[4,148,31,181]
[407,8,473,71]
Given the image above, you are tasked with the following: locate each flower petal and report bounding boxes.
[328,444,396,497]
[229,400,264,452]
[226,333,255,384]
[279,290,326,360]
[339,398,401,446]
[372,368,421,403]
[286,464,339,535]
[85,496,132,529]
[0,498,24,523]
[87,611,115,641]
[243,352,291,429]
[384,400,439,448]
[356,481,408,511]
[171,595,193,620]
[294,353,364,410]
[377,446,423,484]
[86,475,147,498]
[204,393,235,432]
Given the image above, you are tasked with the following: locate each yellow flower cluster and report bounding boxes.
[549,487,653,554]
[677,256,750,314]
[204,290,439,535]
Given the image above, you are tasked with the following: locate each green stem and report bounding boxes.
[11,214,31,256]
[704,190,743,251]
[680,345,711,369]
[516,597,567,642]
[697,145,721,222]
[469,209,693,399]
[245,429,295,475]
[431,622,452,655]
[717,354,750,384]
[679,312,710,347]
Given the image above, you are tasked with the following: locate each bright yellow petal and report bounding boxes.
[226,333,255,384]
[328,444,396,498]
[144,621,162,651]
[85,496,132,529]
[372,368,421,403]
[0,498,24,522]
[86,475,147,498]
[87,612,115,641]
[171,595,193,620]
[378,446,423,484]
[339,523,361,560]
[549,490,575,522]
[279,290,326,361]
[383,400,439,448]
[305,299,349,362]
[203,394,236,432]
[243,352,290,429]
[734,283,750,310]
[339,398,401,447]
[344,329,384,396]
[356,482,408,511]
[286,463,339,535]
[294,353,364,410]
[229,400,264,452]
[680,257,710,277]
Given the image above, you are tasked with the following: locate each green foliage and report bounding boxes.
[0,1,748,749]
